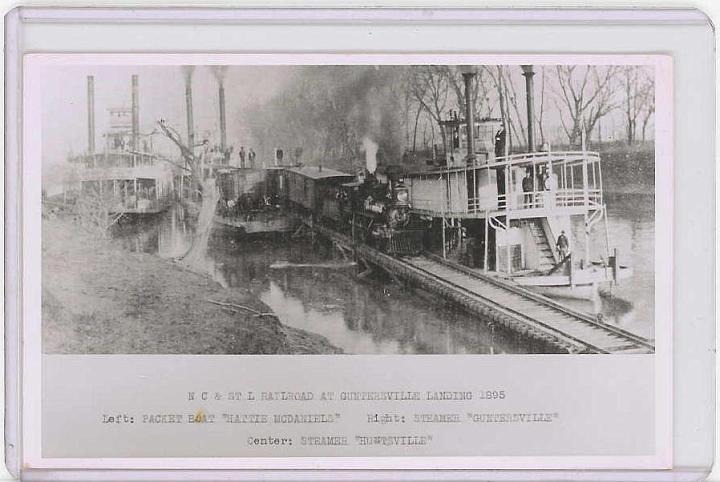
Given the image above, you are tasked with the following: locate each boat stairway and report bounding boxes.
[527,220,556,271]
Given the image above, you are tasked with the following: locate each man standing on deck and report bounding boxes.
[494,125,507,199]
[494,125,506,159]
[238,146,246,168]
[556,231,570,259]
[522,169,534,207]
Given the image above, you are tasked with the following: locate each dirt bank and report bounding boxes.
[42,216,342,354]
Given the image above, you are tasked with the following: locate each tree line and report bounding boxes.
[244,64,655,168]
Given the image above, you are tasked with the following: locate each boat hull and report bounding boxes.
[512,265,633,300]
[214,213,298,234]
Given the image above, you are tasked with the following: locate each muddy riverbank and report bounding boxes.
[42,216,341,354]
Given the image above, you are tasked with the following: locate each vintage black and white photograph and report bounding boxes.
[41,63,657,355]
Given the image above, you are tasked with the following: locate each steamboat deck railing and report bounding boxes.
[408,151,605,219]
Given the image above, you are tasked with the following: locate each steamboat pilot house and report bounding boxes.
[69,75,176,215]
[407,112,631,299]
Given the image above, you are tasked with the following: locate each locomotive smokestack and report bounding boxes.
[184,70,195,150]
[462,69,476,160]
[131,74,139,152]
[218,82,226,150]
[87,75,95,155]
[521,65,536,152]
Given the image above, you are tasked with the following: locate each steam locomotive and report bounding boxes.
[284,166,425,255]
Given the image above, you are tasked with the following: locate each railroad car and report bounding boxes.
[283,166,355,215]
[284,166,426,256]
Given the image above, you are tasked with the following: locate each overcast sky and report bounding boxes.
[40,65,297,171]
[40,64,651,178]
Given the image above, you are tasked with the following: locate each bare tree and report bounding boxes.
[620,66,651,144]
[503,69,528,149]
[536,66,548,146]
[411,103,423,152]
[157,120,219,271]
[553,65,619,146]
[408,66,451,148]
[484,66,528,151]
[640,72,656,143]
[445,66,492,119]
[484,67,509,144]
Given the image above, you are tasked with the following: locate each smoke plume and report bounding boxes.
[244,65,407,172]
[363,137,378,174]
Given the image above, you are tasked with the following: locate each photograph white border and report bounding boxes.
[19,52,673,472]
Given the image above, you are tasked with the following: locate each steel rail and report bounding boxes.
[302,217,653,354]
[401,256,611,354]
[424,253,655,352]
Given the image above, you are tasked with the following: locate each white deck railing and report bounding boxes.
[409,150,605,217]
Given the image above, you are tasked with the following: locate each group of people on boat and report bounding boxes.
[197,140,257,169]
[521,167,559,209]
[237,146,257,168]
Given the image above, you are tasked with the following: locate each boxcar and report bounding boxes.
[284,166,355,216]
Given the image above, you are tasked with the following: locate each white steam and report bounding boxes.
[363,137,378,174]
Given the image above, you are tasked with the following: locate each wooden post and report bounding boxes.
[506,221,511,274]
[584,212,590,266]
[441,217,447,259]
[598,156,604,205]
[483,215,489,273]
[458,219,463,251]
[612,248,620,285]
[603,206,611,261]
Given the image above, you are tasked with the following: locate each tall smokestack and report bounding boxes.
[131,74,139,152]
[218,82,226,150]
[87,75,95,155]
[462,69,476,160]
[185,74,195,150]
[521,65,536,152]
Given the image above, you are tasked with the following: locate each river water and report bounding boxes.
[116,193,654,354]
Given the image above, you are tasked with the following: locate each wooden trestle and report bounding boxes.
[305,219,654,355]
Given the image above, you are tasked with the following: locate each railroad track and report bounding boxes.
[304,219,654,354]
[405,254,654,354]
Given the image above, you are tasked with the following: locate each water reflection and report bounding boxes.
[566,193,655,339]
[208,238,545,354]
[115,194,654,353]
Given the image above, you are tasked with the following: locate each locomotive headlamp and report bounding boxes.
[396,189,409,204]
